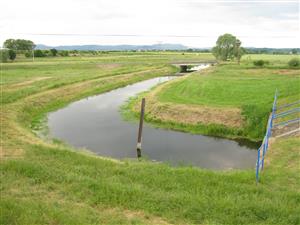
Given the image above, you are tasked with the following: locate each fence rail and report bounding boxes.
[255,90,277,183]
[276,100,300,110]
[274,107,300,119]
[273,117,300,127]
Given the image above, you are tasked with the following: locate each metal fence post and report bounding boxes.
[256,148,261,183]
[255,90,278,183]
[261,140,266,170]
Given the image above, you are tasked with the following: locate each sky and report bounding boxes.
[0,0,299,48]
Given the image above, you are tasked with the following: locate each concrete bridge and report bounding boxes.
[172,61,217,73]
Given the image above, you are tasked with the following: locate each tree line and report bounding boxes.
[1,39,61,62]
[1,36,299,63]
[1,39,115,62]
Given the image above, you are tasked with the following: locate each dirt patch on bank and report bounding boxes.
[97,63,122,69]
[133,81,244,128]
[276,70,300,76]
[9,77,52,88]
[0,145,23,159]
[144,101,243,128]
[121,209,175,225]
[272,122,300,138]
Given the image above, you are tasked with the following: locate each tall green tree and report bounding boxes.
[212,34,244,63]
[8,49,16,61]
[34,49,45,57]
[50,48,58,56]
[234,39,244,64]
[3,39,17,50]
[3,39,35,51]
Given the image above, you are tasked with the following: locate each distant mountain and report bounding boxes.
[35,44,300,54]
[36,43,188,51]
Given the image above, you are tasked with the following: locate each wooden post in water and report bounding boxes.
[136,98,145,158]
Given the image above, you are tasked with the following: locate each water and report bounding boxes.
[48,75,257,170]
[189,64,210,71]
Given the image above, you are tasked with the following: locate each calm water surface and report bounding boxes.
[48,70,257,169]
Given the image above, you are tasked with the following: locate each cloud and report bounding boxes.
[0,0,299,47]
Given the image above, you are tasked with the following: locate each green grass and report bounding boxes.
[158,64,299,107]
[1,53,300,224]
[1,138,299,225]
[143,58,300,140]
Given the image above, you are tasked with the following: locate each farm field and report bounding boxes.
[1,53,300,225]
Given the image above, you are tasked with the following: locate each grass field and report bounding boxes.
[125,55,300,141]
[1,53,300,224]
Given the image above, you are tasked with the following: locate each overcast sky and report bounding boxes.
[1,0,299,48]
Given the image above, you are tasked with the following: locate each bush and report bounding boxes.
[0,50,9,62]
[50,48,58,56]
[253,60,269,67]
[288,58,300,68]
[34,49,45,57]
[25,52,32,58]
[59,50,69,57]
[43,50,50,56]
[8,49,16,61]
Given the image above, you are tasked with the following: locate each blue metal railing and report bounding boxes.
[273,117,300,127]
[274,107,300,119]
[255,90,277,183]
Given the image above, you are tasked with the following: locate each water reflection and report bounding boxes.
[48,76,257,170]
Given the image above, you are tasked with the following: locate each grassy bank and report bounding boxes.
[124,55,300,141]
[1,53,300,224]
[1,137,300,225]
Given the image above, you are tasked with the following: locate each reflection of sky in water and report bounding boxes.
[190,65,210,71]
[48,73,257,170]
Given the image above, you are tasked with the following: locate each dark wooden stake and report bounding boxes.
[136,98,145,158]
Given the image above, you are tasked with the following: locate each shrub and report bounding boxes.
[288,58,300,68]
[59,50,69,57]
[34,49,45,57]
[8,49,16,61]
[44,50,50,56]
[50,48,58,56]
[253,60,269,67]
[0,49,9,62]
[25,52,32,58]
